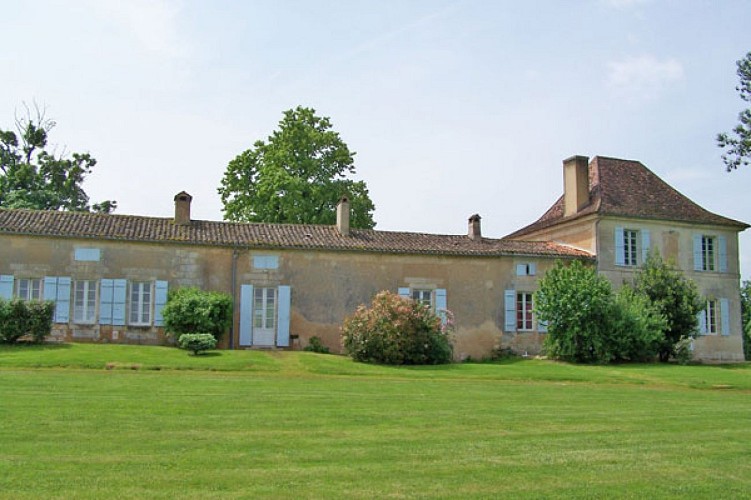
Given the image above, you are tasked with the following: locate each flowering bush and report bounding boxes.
[341,291,453,365]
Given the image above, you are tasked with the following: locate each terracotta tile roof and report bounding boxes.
[0,208,592,259]
[507,156,749,238]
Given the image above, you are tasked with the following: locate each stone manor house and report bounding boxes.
[0,155,746,362]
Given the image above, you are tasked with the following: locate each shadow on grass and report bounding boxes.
[2,342,73,351]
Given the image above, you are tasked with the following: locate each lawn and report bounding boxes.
[1,344,750,499]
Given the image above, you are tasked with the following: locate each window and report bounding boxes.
[701,236,715,272]
[253,287,277,330]
[694,234,727,273]
[17,278,42,301]
[129,281,152,325]
[516,293,533,331]
[516,263,536,276]
[703,300,718,335]
[623,229,638,266]
[412,289,433,310]
[73,280,97,324]
[616,226,650,267]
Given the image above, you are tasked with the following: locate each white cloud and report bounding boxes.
[607,55,684,98]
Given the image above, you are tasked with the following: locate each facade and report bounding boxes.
[507,156,749,362]
[0,194,590,360]
[0,155,746,362]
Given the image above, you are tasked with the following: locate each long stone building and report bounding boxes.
[0,155,746,361]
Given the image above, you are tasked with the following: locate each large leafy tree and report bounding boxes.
[740,280,751,360]
[534,260,665,364]
[632,253,703,362]
[218,106,375,228]
[717,51,751,171]
[0,107,115,212]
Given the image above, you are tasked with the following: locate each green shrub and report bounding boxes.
[341,290,453,365]
[162,288,232,341]
[609,287,666,362]
[632,253,703,362]
[673,336,695,365]
[0,298,54,343]
[304,336,330,354]
[535,261,614,363]
[26,301,55,343]
[741,280,751,360]
[535,261,667,364]
[177,333,217,355]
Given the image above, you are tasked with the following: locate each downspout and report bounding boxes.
[594,219,601,273]
[229,248,239,349]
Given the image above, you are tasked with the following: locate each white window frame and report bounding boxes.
[516,292,534,331]
[129,281,153,326]
[412,289,433,310]
[701,236,716,272]
[623,229,639,267]
[253,287,277,331]
[17,278,43,301]
[704,299,718,335]
[73,279,97,324]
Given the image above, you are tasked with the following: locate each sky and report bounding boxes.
[2,0,750,277]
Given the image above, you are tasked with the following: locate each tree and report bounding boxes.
[218,106,375,228]
[0,105,116,212]
[632,253,703,362]
[534,260,615,363]
[534,260,666,364]
[717,51,751,171]
[740,280,751,360]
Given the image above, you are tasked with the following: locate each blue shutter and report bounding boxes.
[74,248,101,262]
[697,308,707,335]
[43,277,58,302]
[239,284,253,346]
[0,275,13,300]
[516,264,526,276]
[113,279,127,326]
[276,285,291,347]
[528,263,536,276]
[153,281,168,327]
[398,287,410,299]
[641,229,650,263]
[100,279,114,325]
[615,226,625,266]
[435,288,447,325]
[720,298,730,336]
[693,235,703,271]
[504,289,516,332]
[537,319,548,333]
[718,236,728,273]
[55,277,71,323]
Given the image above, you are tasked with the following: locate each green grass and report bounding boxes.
[1,344,750,498]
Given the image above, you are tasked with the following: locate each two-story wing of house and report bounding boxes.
[506,155,749,362]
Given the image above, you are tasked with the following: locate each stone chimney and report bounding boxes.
[563,155,590,217]
[468,214,482,240]
[336,196,350,236]
[174,191,192,225]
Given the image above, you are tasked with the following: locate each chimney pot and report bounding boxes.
[336,196,350,236]
[468,213,482,240]
[174,191,192,225]
[563,155,590,217]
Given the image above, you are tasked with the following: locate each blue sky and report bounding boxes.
[2,0,750,276]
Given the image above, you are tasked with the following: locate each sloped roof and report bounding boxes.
[507,156,748,238]
[0,208,592,259]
